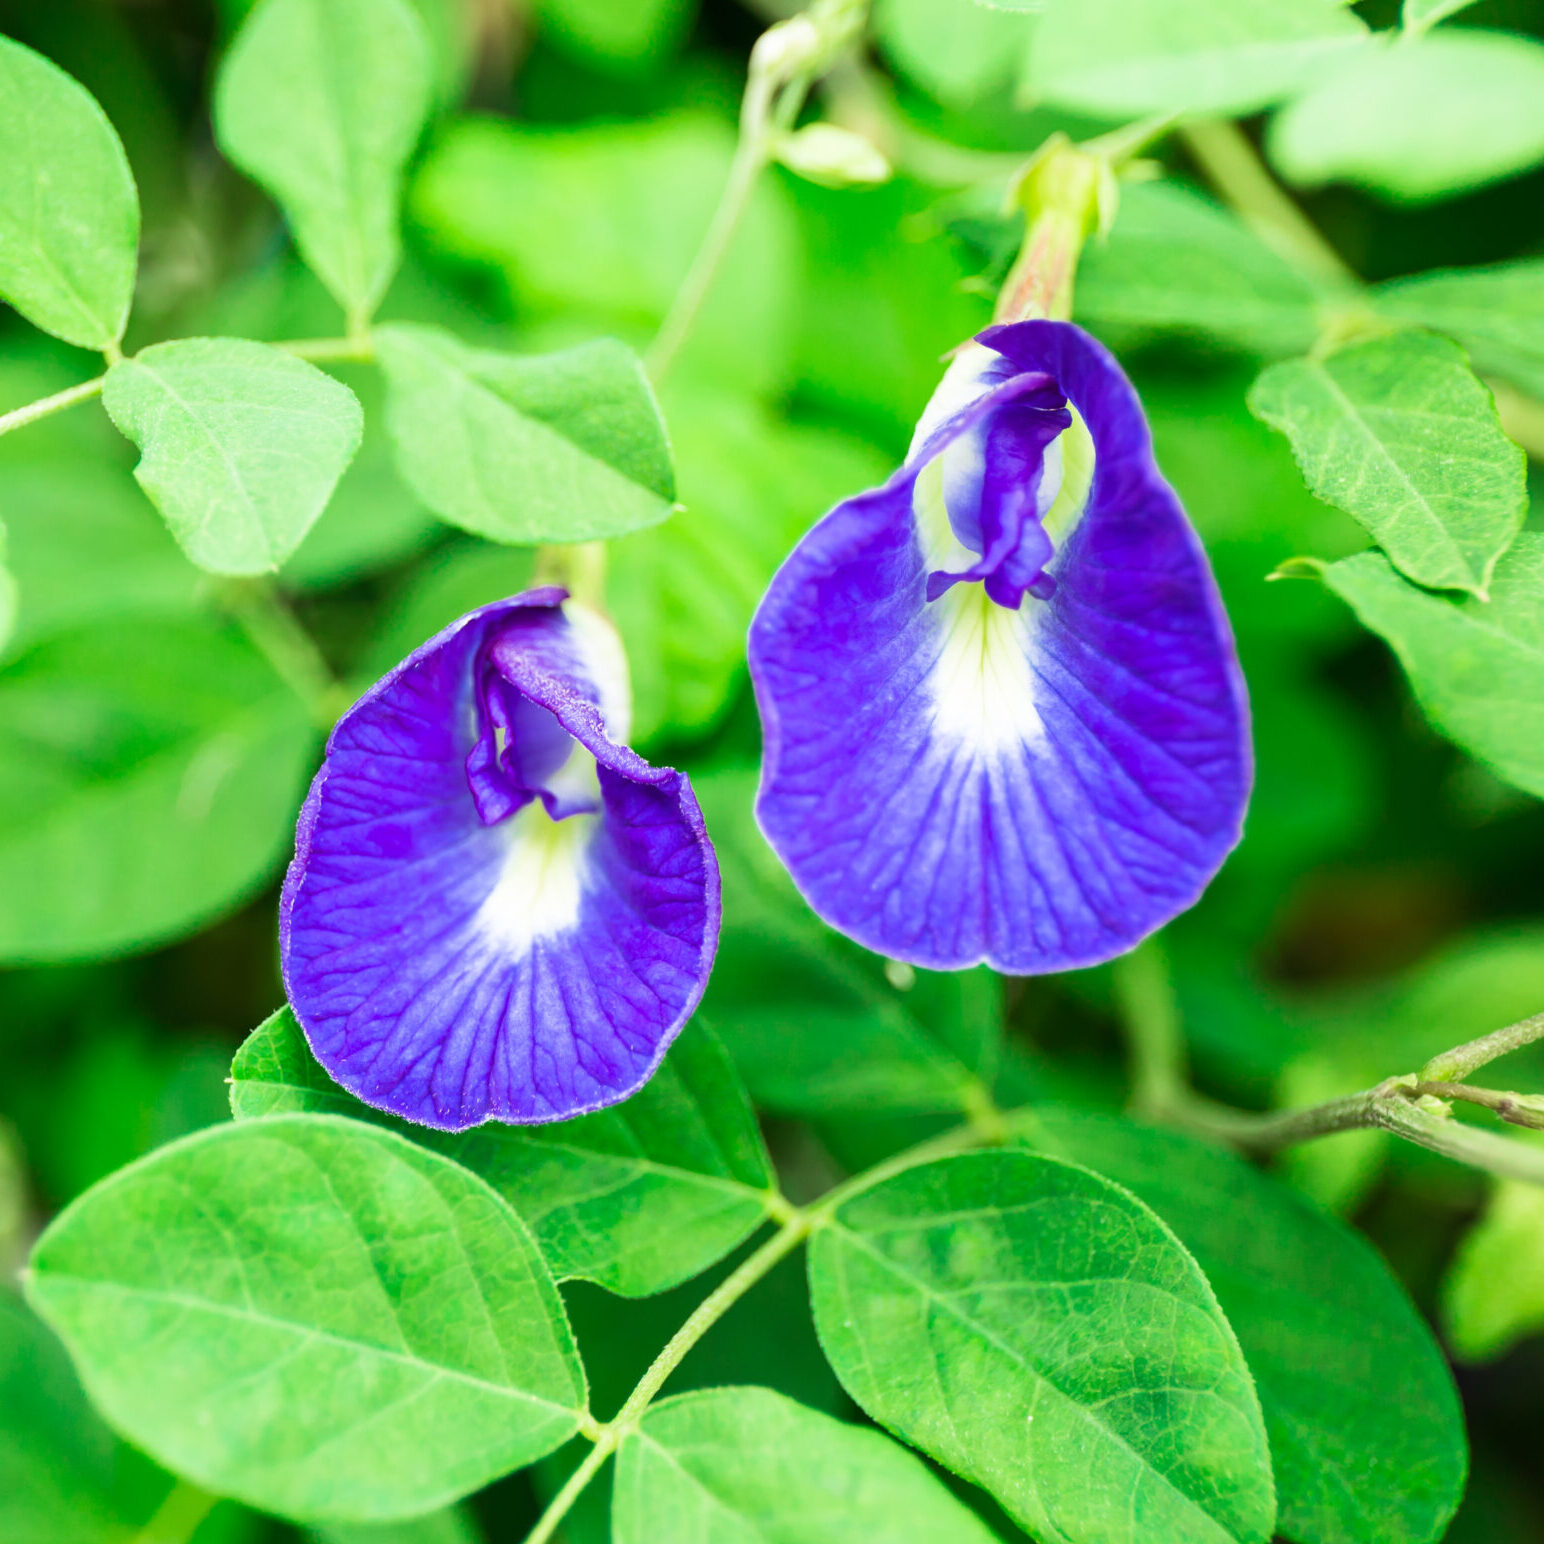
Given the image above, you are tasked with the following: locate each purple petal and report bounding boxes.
[748,320,1250,973]
[281,589,720,1130]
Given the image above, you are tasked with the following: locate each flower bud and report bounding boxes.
[774,122,891,188]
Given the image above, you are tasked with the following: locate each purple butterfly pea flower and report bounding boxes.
[280,587,720,1131]
[748,319,1251,973]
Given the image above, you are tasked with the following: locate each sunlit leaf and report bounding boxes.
[1250,331,1525,597]
[1321,535,1544,797]
[1016,1108,1467,1544]
[376,323,674,544]
[0,618,315,962]
[0,37,138,350]
[533,0,697,72]
[1402,0,1480,34]
[103,338,363,576]
[26,1115,586,1522]
[614,1386,1001,1543]
[1027,0,1368,118]
[873,0,1034,107]
[1268,31,1544,204]
[231,1009,777,1298]
[214,0,433,321]
[809,1150,1275,1544]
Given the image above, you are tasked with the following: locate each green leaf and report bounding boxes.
[610,388,890,745]
[1268,32,1544,204]
[534,0,697,72]
[0,37,138,350]
[376,323,674,545]
[1402,0,1479,35]
[1015,1108,1467,1544]
[0,461,202,663]
[102,338,363,576]
[1320,535,1544,797]
[695,770,1002,1116]
[25,1114,586,1522]
[874,0,1035,108]
[1027,0,1368,118]
[1442,1177,1544,1363]
[1373,260,1544,402]
[231,1008,777,1297]
[411,112,799,396]
[1076,181,1331,358]
[809,1151,1275,1544]
[1249,331,1525,597]
[0,529,14,656]
[614,1386,1002,1544]
[214,0,433,321]
[0,1289,138,1543]
[0,617,315,962]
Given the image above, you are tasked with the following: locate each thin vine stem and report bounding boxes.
[1179,118,1357,288]
[219,578,351,730]
[0,372,107,438]
[522,1097,1002,1544]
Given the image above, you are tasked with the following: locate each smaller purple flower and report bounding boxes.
[281,588,719,1131]
[748,320,1251,974]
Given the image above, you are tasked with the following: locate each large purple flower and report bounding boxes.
[748,320,1250,973]
[281,588,719,1130]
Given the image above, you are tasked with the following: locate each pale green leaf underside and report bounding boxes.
[1268,31,1544,204]
[0,619,315,963]
[1322,535,1544,798]
[1014,1109,1466,1544]
[1027,0,1368,118]
[1249,330,1525,596]
[1075,180,1329,358]
[214,0,432,318]
[809,1151,1275,1544]
[614,1386,1002,1544]
[0,36,138,349]
[1373,260,1544,401]
[26,1115,585,1523]
[231,1008,775,1297]
[103,337,363,575]
[874,0,1034,109]
[376,323,674,545]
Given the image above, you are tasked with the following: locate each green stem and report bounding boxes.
[131,1479,218,1544]
[1422,1011,1544,1084]
[1410,1080,1544,1131]
[0,373,107,438]
[1111,938,1188,1119]
[282,334,376,364]
[220,578,350,729]
[1179,118,1356,288]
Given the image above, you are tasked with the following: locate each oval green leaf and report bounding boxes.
[615,1386,1002,1544]
[1442,1177,1544,1364]
[809,1151,1275,1544]
[1249,331,1526,598]
[214,0,432,321]
[0,37,138,350]
[1015,1108,1467,1544]
[377,323,674,545]
[1027,0,1368,119]
[231,1008,776,1298]
[0,617,315,962]
[103,338,363,575]
[1268,31,1544,204]
[25,1114,587,1522]
[1321,534,1544,797]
